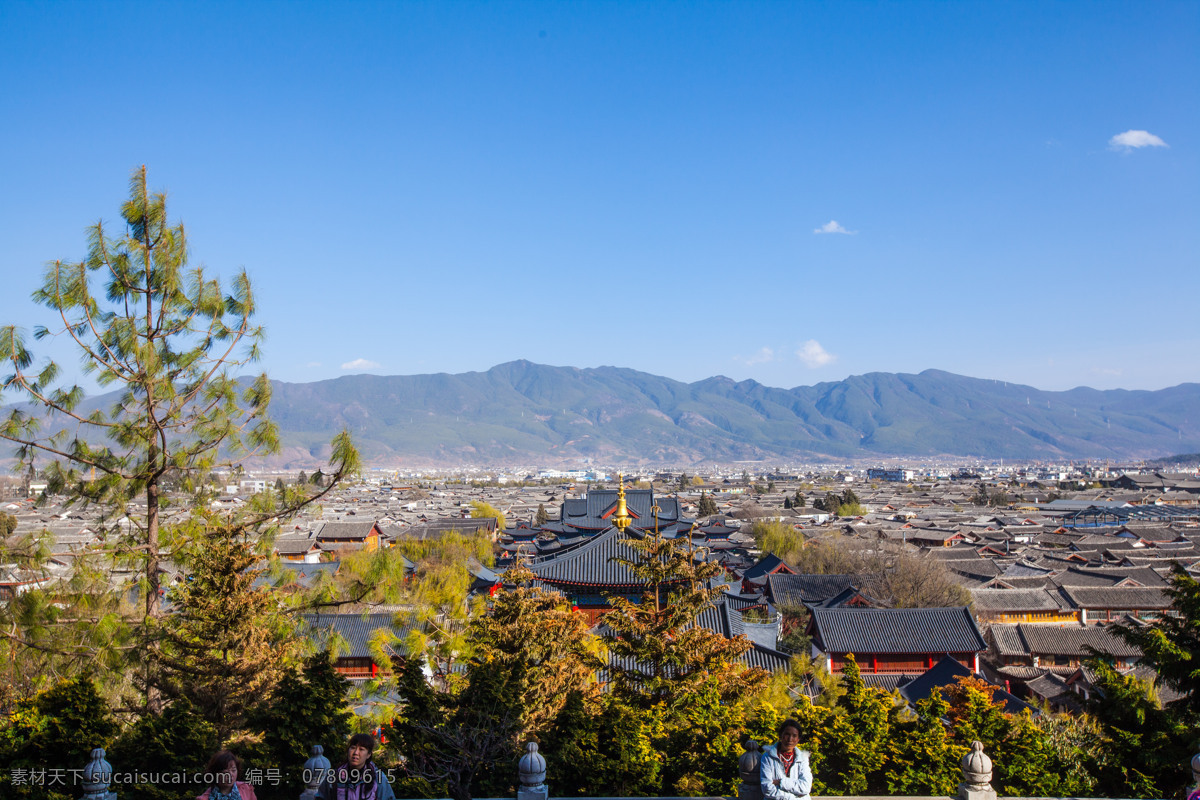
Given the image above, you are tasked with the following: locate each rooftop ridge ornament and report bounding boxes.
[613,473,632,531]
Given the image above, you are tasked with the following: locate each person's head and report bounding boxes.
[348,733,376,768]
[206,750,240,787]
[778,719,801,753]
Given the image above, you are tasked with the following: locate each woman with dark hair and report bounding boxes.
[759,718,812,800]
[196,750,257,800]
[318,733,396,800]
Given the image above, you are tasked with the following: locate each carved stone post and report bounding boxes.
[957,741,996,800]
[300,744,332,800]
[738,740,763,800]
[80,748,116,800]
[517,741,548,800]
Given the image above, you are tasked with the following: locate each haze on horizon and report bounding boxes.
[1,1,1196,395]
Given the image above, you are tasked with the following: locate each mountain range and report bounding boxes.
[260,361,1200,466]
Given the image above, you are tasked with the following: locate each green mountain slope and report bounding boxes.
[262,361,1200,465]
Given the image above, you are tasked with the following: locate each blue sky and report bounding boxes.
[1,1,1196,393]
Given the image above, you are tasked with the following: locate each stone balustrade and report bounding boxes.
[70,739,1193,800]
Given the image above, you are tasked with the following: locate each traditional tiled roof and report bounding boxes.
[899,655,1032,715]
[811,607,986,655]
[273,562,338,588]
[1058,585,1171,610]
[989,623,1141,659]
[1053,566,1166,588]
[560,489,687,532]
[741,643,793,673]
[971,588,1068,613]
[740,553,795,581]
[300,612,413,659]
[395,518,497,541]
[274,532,320,555]
[766,573,858,607]
[315,521,380,541]
[527,525,647,586]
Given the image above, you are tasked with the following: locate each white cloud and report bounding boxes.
[814,220,856,235]
[739,347,775,366]
[1109,130,1168,150]
[341,358,381,370]
[796,340,836,368]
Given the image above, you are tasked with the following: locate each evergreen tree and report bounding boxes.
[818,654,892,794]
[603,530,766,708]
[247,650,353,800]
[601,529,769,794]
[0,169,358,709]
[466,564,603,737]
[697,491,719,517]
[298,470,308,485]
[388,654,523,800]
[1107,565,1200,724]
[535,502,549,526]
[151,516,297,740]
[0,677,118,800]
[1086,660,1190,797]
[794,489,805,508]
[541,690,661,797]
[886,688,964,795]
[784,496,792,509]
[108,700,219,800]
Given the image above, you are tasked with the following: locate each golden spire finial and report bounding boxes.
[613,472,631,531]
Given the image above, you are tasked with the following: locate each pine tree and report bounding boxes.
[794,489,805,508]
[151,516,297,740]
[603,530,766,708]
[886,688,963,795]
[818,654,892,794]
[0,677,119,800]
[0,168,359,709]
[108,700,219,800]
[697,490,718,517]
[467,564,603,736]
[247,650,353,800]
[535,502,549,526]
[541,690,661,797]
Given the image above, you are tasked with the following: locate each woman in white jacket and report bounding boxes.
[759,719,812,800]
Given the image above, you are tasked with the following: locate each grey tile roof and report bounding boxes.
[988,623,1141,659]
[767,573,858,607]
[971,588,1067,613]
[528,525,646,586]
[899,654,1032,715]
[315,521,380,540]
[741,554,795,581]
[1053,566,1167,588]
[1058,585,1170,610]
[811,607,986,655]
[561,489,686,532]
[300,612,414,658]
